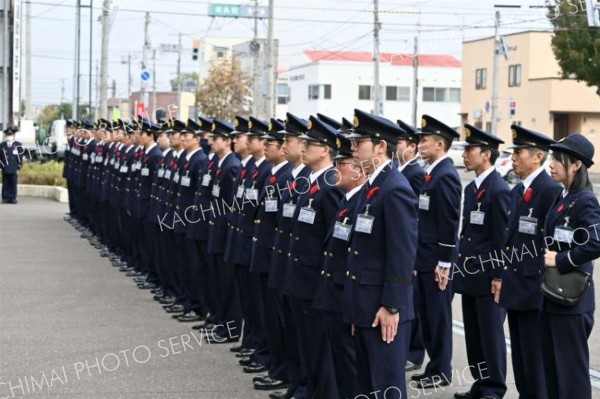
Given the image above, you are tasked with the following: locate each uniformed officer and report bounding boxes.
[1,127,24,203]
[495,125,562,399]
[266,113,312,399]
[249,120,293,390]
[542,134,599,399]
[282,115,344,398]
[206,119,242,340]
[453,125,510,399]
[412,114,461,389]
[395,119,426,373]
[344,108,418,399]
[312,132,362,399]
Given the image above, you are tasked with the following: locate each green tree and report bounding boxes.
[548,0,600,94]
[170,71,200,91]
[196,57,250,121]
[37,102,90,129]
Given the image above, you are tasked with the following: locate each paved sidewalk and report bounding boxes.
[0,197,598,398]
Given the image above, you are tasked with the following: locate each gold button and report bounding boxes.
[505,247,510,251]
[278,249,282,253]
[321,270,325,275]
[294,258,299,262]
[351,275,356,280]
[272,246,275,250]
[323,251,327,256]
[289,233,292,237]
[347,248,351,253]
[253,237,258,242]
[458,253,462,257]
[287,252,291,257]
[503,266,508,271]
[346,271,350,276]
[354,251,359,255]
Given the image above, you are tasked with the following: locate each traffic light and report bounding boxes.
[192,39,200,61]
[509,100,516,117]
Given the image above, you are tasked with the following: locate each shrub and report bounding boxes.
[1,160,66,187]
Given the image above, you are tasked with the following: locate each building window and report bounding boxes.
[359,85,371,100]
[308,84,331,100]
[290,74,305,81]
[423,87,448,102]
[475,68,487,90]
[386,86,410,101]
[277,83,290,105]
[508,64,522,87]
[449,88,461,102]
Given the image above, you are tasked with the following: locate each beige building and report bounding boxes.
[461,30,600,171]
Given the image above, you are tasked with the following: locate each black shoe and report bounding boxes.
[254,378,288,391]
[119,266,134,272]
[454,392,480,399]
[133,277,146,283]
[138,282,156,289]
[252,374,270,383]
[405,361,422,372]
[165,304,184,313]
[208,333,239,343]
[236,348,255,358]
[239,357,253,366]
[177,311,202,322]
[125,271,143,277]
[417,377,451,389]
[243,363,267,374]
[159,297,175,305]
[150,288,162,294]
[230,345,245,353]
[410,372,428,382]
[269,392,289,399]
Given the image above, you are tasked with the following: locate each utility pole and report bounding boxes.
[73,0,81,119]
[25,0,32,120]
[99,0,111,119]
[372,0,382,116]
[94,61,99,120]
[411,35,419,127]
[251,0,261,117]
[140,12,151,115]
[61,79,66,103]
[266,0,275,117]
[491,10,500,136]
[152,48,157,118]
[176,33,182,119]
[88,0,93,118]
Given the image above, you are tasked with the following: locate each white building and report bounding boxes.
[287,51,462,128]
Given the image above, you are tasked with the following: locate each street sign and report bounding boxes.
[586,0,600,27]
[208,3,269,18]
[509,100,516,117]
[141,70,151,81]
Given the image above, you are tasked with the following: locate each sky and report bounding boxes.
[26,0,556,109]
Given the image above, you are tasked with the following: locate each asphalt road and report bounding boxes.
[0,197,598,398]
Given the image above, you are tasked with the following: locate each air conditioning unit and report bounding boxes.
[473,109,483,120]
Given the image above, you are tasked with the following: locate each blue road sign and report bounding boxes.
[141,70,151,81]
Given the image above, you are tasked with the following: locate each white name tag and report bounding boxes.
[265,199,278,212]
[236,185,245,198]
[104,159,108,166]
[82,153,89,161]
[141,168,150,177]
[164,170,172,180]
[470,211,485,225]
[120,165,128,173]
[114,162,120,170]
[91,154,96,163]
[181,176,191,187]
[96,156,103,164]
[333,222,352,241]
[157,168,165,178]
[212,184,221,197]
[202,174,212,187]
[554,227,574,244]
[518,216,538,235]
[173,174,180,184]
[298,207,316,224]
[283,203,296,218]
[246,188,258,201]
[135,161,142,171]
[419,194,430,211]
[355,214,375,234]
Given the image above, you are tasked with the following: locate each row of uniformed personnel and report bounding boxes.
[62,109,599,399]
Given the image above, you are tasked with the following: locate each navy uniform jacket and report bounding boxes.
[63,136,74,180]
[343,167,418,327]
[224,157,256,262]
[162,151,187,229]
[123,146,139,212]
[543,188,600,315]
[250,161,294,273]
[186,155,218,241]
[0,140,23,174]
[152,149,175,225]
[231,159,273,266]
[400,160,425,197]
[499,171,562,310]
[108,144,123,208]
[138,145,162,220]
[416,157,462,272]
[313,187,363,313]
[207,152,241,254]
[454,170,510,296]
[267,166,312,292]
[283,167,344,300]
[99,142,115,203]
[174,149,208,235]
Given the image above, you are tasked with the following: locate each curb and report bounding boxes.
[0,184,68,203]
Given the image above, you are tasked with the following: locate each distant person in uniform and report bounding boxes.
[542,134,600,399]
[0,127,24,204]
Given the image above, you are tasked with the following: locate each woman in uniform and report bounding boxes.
[543,134,600,399]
